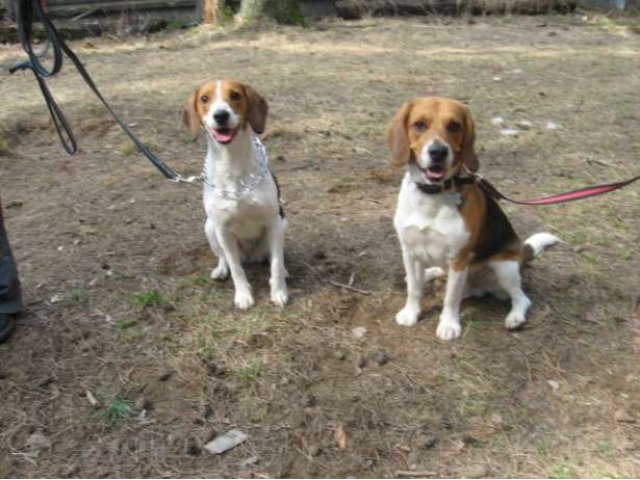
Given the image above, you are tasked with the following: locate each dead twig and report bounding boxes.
[396,470,438,477]
[328,280,372,295]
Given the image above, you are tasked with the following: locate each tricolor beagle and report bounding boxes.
[387,97,560,340]
[183,80,288,310]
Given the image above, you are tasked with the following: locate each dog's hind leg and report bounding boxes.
[491,260,531,330]
[205,218,229,280]
[267,217,288,307]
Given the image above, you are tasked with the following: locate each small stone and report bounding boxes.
[372,350,390,366]
[313,250,326,260]
[301,394,317,408]
[26,432,51,452]
[185,437,202,456]
[134,397,153,411]
[333,350,347,361]
[500,128,519,136]
[50,294,63,304]
[515,120,533,130]
[238,455,260,467]
[38,376,55,388]
[416,433,438,449]
[547,380,560,391]
[356,355,367,369]
[489,413,503,424]
[465,464,491,478]
[545,121,561,130]
[352,327,367,339]
[204,430,248,454]
[308,444,322,457]
[407,450,419,468]
[490,116,505,126]
[614,409,636,423]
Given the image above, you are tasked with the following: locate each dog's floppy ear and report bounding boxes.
[461,103,479,172]
[183,87,201,139]
[386,101,413,167]
[243,84,268,134]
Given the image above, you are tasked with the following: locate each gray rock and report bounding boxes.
[204,429,248,454]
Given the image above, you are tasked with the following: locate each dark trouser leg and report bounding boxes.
[0,201,23,315]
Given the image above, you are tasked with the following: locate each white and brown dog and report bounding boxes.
[183,80,288,310]
[387,97,560,340]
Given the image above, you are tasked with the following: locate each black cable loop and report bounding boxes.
[10,0,180,180]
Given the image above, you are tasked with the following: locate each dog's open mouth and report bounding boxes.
[211,127,238,144]
[424,165,446,181]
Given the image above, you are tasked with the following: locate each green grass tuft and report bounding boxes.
[132,289,164,308]
[93,393,133,425]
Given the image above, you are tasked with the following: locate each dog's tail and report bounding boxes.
[522,232,562,263]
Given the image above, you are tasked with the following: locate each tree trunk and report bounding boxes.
[201,0,219,23]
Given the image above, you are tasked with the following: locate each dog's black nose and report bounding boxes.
[213,110,230,125]
[428,143,449,163]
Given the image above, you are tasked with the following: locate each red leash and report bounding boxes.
[474,173,640,206]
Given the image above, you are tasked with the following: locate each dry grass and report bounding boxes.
[0,14,639,478]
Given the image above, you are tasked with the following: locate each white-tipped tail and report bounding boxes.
[523,232,562,261]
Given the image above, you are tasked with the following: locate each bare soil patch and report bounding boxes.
[1,15,639,478]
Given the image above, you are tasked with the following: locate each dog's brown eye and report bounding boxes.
[447,121,461,133]
[200,95,209,103]
[413,121,427,132]
[229,91,242,101]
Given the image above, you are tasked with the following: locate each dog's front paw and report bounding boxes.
[395,306,420,327]
[211,264,229,280]
[436,316,462,341]
[270,287,289,308]
[234,290,255,310]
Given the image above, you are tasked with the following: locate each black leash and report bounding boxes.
[9,0,184,181]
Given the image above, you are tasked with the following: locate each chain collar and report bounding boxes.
[200,135,270,200]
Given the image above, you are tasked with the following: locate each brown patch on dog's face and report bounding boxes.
[387,97,477,173]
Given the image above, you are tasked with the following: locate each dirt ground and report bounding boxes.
[1,14,639,478]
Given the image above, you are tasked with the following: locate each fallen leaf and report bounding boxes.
[614,409,636,424]
[85,390,99,407]
[515,120,533,130]
[336,424,347,449]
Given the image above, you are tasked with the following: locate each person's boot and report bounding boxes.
[0,313,15,343]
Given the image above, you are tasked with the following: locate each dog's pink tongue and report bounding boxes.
[213,129,234,143]
[427,168,445,180]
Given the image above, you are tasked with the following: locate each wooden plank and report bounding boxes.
[47,0,193,14]
[48,0,192,6]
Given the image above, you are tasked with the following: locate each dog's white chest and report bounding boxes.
[394,177,469,265]
[204,189,273,236]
